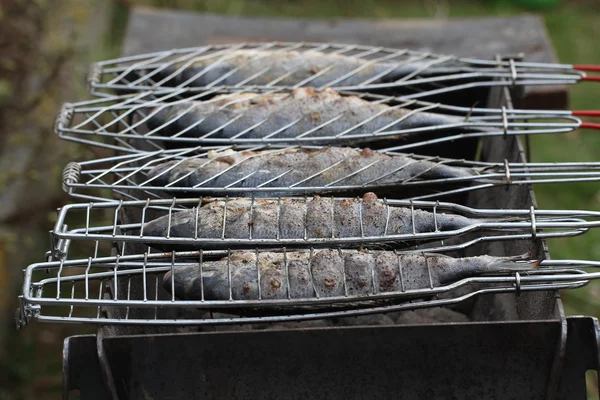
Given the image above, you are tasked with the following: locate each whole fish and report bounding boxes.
[162,250,538,304]
[146,146,476,193]
[142,192,476,249]
[146,88,463,144]
[145,49,445,88]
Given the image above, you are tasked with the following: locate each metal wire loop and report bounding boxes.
[410,199,416,235]
[509,59,518,87]
[503,159,512,185]
[514,272,521,295]
[87,63,102,87]
[54,103,74,135]
[501,106,509,138]
[62,162,81,193]
[433,201,440,232]
[530,206,537,239]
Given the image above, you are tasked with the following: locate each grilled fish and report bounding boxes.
[163,250,538,302]
[142,192,475,249]
[147,49,438,88]
[146,88,463,144]
[146,146,476,193]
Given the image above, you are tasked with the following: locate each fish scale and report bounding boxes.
[163,250,540,303]
[151,49,422,88]
[140,193,480,250]
[145,88,451,144]
[146,146,475,193]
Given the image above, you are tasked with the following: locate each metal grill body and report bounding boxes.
[62,316,600,400]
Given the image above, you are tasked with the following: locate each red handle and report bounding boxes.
[581,76,600,82]
[580,122,600,130]
[573,110,600,117]
[574,65,600,81]
[574,64,600,72]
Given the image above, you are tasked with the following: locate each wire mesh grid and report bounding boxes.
[85,42,593,98]
[46,196,600,262]
[61,143,600,203]
[21,52,588,330]
[18,248,598,328]
[55,88,596,153]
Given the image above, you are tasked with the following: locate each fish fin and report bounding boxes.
[147,160,177,179]
[500,252,533,262]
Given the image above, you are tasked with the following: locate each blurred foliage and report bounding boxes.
[1,0,600,398]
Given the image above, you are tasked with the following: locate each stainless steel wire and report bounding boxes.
[60,145,600,202]
[54,89,590,152]
[17,249,596,327]
[85,42,591,97]
[46,197,600,258]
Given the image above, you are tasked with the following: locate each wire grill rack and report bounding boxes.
[85,42,599,98]
[20,47,598,335]
[46,197,600,261]
[17,249,598,328]
[61,145,600,203]
[54,89,600,153]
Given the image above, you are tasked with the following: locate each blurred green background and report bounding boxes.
[1,0,599,398]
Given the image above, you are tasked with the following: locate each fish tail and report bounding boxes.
[487,252,540,271]
[488,258,540,272]
[147,160,177,181]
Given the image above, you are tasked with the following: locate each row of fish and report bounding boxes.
[74,44,592,324]
[16,42,600,333]
[146,192,548,305]
[136,64,558,313]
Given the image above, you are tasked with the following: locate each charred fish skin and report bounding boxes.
[145,88,461,142]
[162,250,537,302]
[141,192,477,248]
[145,146,476,191]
